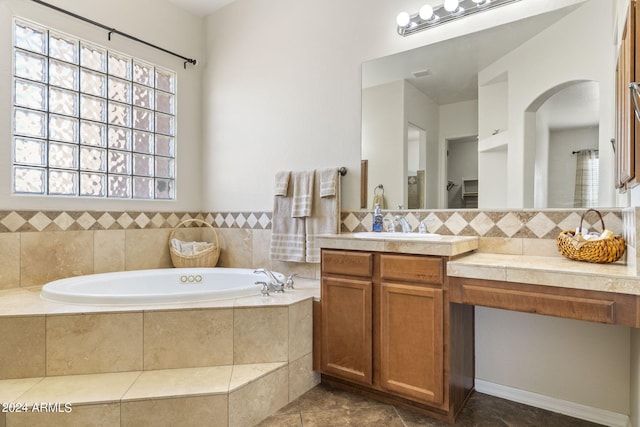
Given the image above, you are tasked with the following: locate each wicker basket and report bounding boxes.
[169,219,220,268]
[557,209,625,264]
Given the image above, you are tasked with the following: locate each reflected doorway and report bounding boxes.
[407,123,427,209]
[447,136,478,209]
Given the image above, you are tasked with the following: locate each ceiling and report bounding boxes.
[362,4,579,105]
[168,0,236,16]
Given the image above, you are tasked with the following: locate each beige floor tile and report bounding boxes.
[228,362,287,392]
[6,403,120,427]
[46,312,143,375]
[94,230,125,273]
[20,231,94,287]
[287,353,319,402]
[17,371,140,405]
[0,233,20,290]
[123,366,233,400]
[0,316,45,379]
[0,377,43,402]
[124,228,173,270]
[121,395,228,427]
[229,365,288,427]
[288,299,313,361]
[234,306,288,364]
[217,228,253,268]
[143,308,234,369]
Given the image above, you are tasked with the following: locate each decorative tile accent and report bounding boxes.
[340,209,625,239]
[0,209,626,241]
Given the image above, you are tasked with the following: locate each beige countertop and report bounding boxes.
[0,278,320,317]
[317,233,479,257]
[447,252,640,296]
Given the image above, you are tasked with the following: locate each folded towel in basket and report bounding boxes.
[171,238,214,256]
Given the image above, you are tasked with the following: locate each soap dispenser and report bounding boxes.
[372,203,383,232]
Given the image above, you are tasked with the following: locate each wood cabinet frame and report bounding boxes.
[617,0,640,188]
[317,249,474,423]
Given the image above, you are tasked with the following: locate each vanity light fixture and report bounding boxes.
[397,0,521,36]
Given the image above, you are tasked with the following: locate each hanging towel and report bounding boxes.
[371,193,386,209]
[274,171,290,196]
[291,170,314,218]
[306,169,340,263]
[270,173,305,262]
[319,167,338,198]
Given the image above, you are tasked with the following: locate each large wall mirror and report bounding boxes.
[361,0,615,210]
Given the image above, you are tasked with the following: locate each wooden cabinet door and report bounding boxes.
[617,0,636,187]
[380,282,444,406]
[321,276,373,385]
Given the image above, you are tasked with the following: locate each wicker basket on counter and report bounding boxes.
[556,209,625,264]
[169,219,220,268]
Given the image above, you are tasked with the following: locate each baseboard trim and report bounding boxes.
[475,379,631,427]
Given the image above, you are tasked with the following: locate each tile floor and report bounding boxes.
[258,383,604,426]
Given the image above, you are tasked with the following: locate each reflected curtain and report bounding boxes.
[573,149,599,208]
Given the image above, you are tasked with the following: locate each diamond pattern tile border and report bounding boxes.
[0,209,626,241]
[340,209,625,239]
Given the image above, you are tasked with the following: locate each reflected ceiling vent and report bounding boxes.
[412,69,433,78]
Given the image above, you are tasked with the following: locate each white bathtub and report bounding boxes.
[40,268,284,305]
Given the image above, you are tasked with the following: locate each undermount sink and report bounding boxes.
[353,232,441,240]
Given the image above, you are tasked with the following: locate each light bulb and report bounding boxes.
[444,0,459,12]
[472,0,490,5]
[419,5,434,20]
[396,11,411,27]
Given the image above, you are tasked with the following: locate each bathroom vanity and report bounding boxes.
[315,234,479,422]
[315,233,640,423]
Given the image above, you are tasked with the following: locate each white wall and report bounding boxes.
[0,0,204,211]
[478,79,508,208]
[202,0,588,211]
[404,81,439,209]
[478,0,615,209]
[548,126,599,208]
[362,81,404,209]
[476,308,630,415]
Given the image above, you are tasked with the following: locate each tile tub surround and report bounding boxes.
[0,281,320,426]
[0,208,631,290]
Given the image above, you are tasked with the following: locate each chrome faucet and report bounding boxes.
[254,268,285,293]
[394,215,412,233]
[419,218,435,234]
[383,217,395,232]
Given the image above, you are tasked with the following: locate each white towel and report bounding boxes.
[305,169,340,263]
[291,170,314,218]
[270,173,305,262]
[274,171,290,196]
[319,168,338,198]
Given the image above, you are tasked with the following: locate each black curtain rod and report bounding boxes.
[30,0,197,69]
[572,149,599,154]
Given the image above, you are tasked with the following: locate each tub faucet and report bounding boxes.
[394,215,412,233]
[254,268,285,293]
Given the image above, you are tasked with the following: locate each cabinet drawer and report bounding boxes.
[322,250,373,277]
[380,254,443,285]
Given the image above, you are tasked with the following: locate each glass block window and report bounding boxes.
[12,18,176,199]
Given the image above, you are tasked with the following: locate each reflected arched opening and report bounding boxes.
[524,80,600,208]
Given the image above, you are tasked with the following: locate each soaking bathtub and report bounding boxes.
[40,268,284,305]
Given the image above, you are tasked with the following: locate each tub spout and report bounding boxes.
[253,268,285,293]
